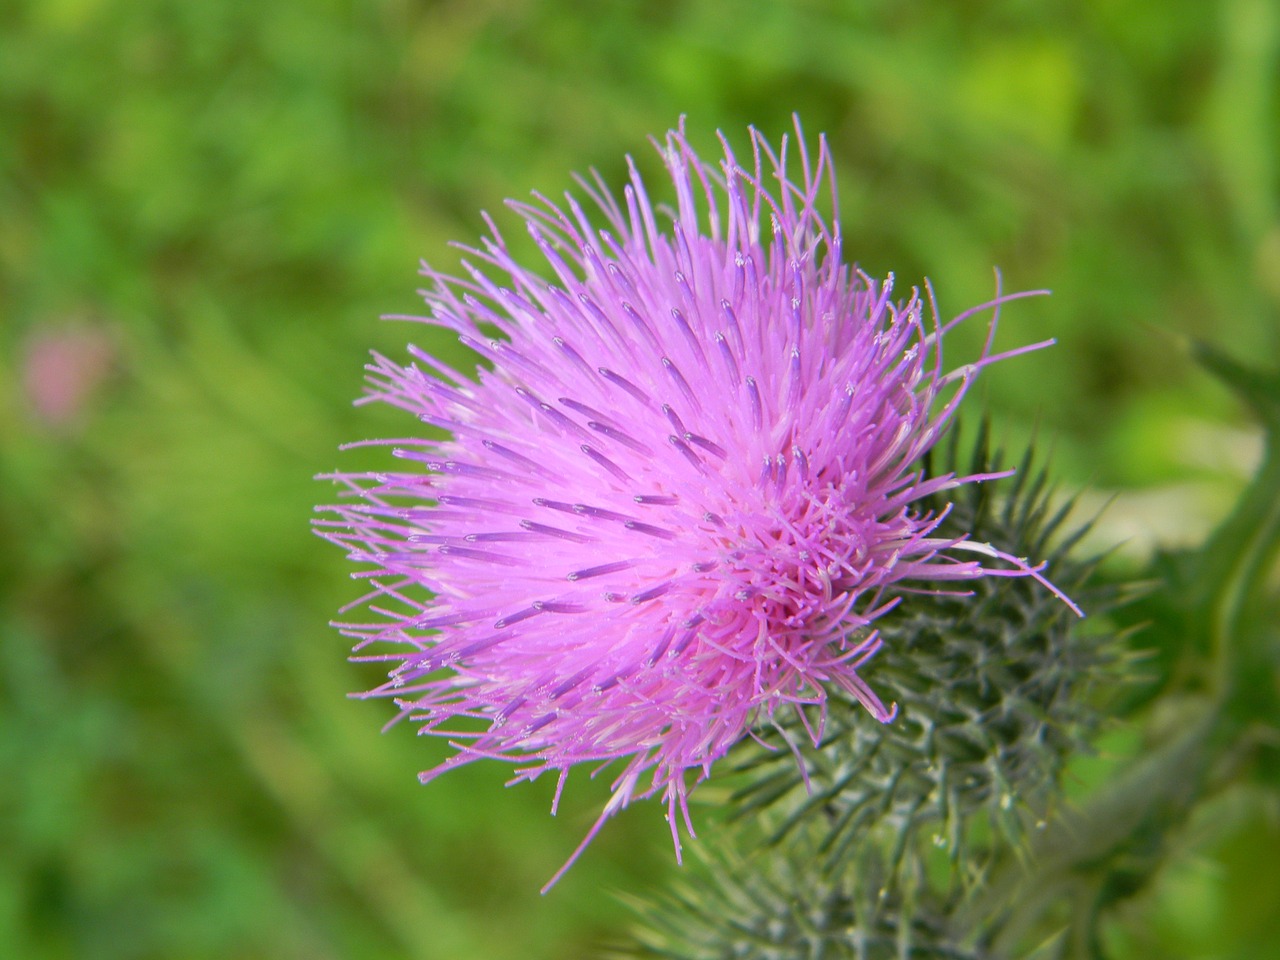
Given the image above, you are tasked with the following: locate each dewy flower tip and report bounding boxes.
[316,118,1067,885]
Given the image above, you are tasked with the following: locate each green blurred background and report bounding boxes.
[2,1,1277,957]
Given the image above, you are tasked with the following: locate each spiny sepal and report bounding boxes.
[728,425,1125,887]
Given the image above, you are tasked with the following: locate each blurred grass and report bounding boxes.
[1,1,1276,957]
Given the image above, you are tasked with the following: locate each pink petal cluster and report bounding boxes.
[316,120,1070,888]
[21,323,114,431]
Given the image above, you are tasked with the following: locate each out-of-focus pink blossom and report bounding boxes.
[21,324,114,431]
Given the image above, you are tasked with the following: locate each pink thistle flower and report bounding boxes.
[21,323,114,432]
[316,119,1075,890]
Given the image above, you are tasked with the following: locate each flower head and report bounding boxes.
[316,119,1073,888]
[22,323,114,432]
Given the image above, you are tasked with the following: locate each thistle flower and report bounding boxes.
[21,323,114,432]
[316,119,1074,888]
